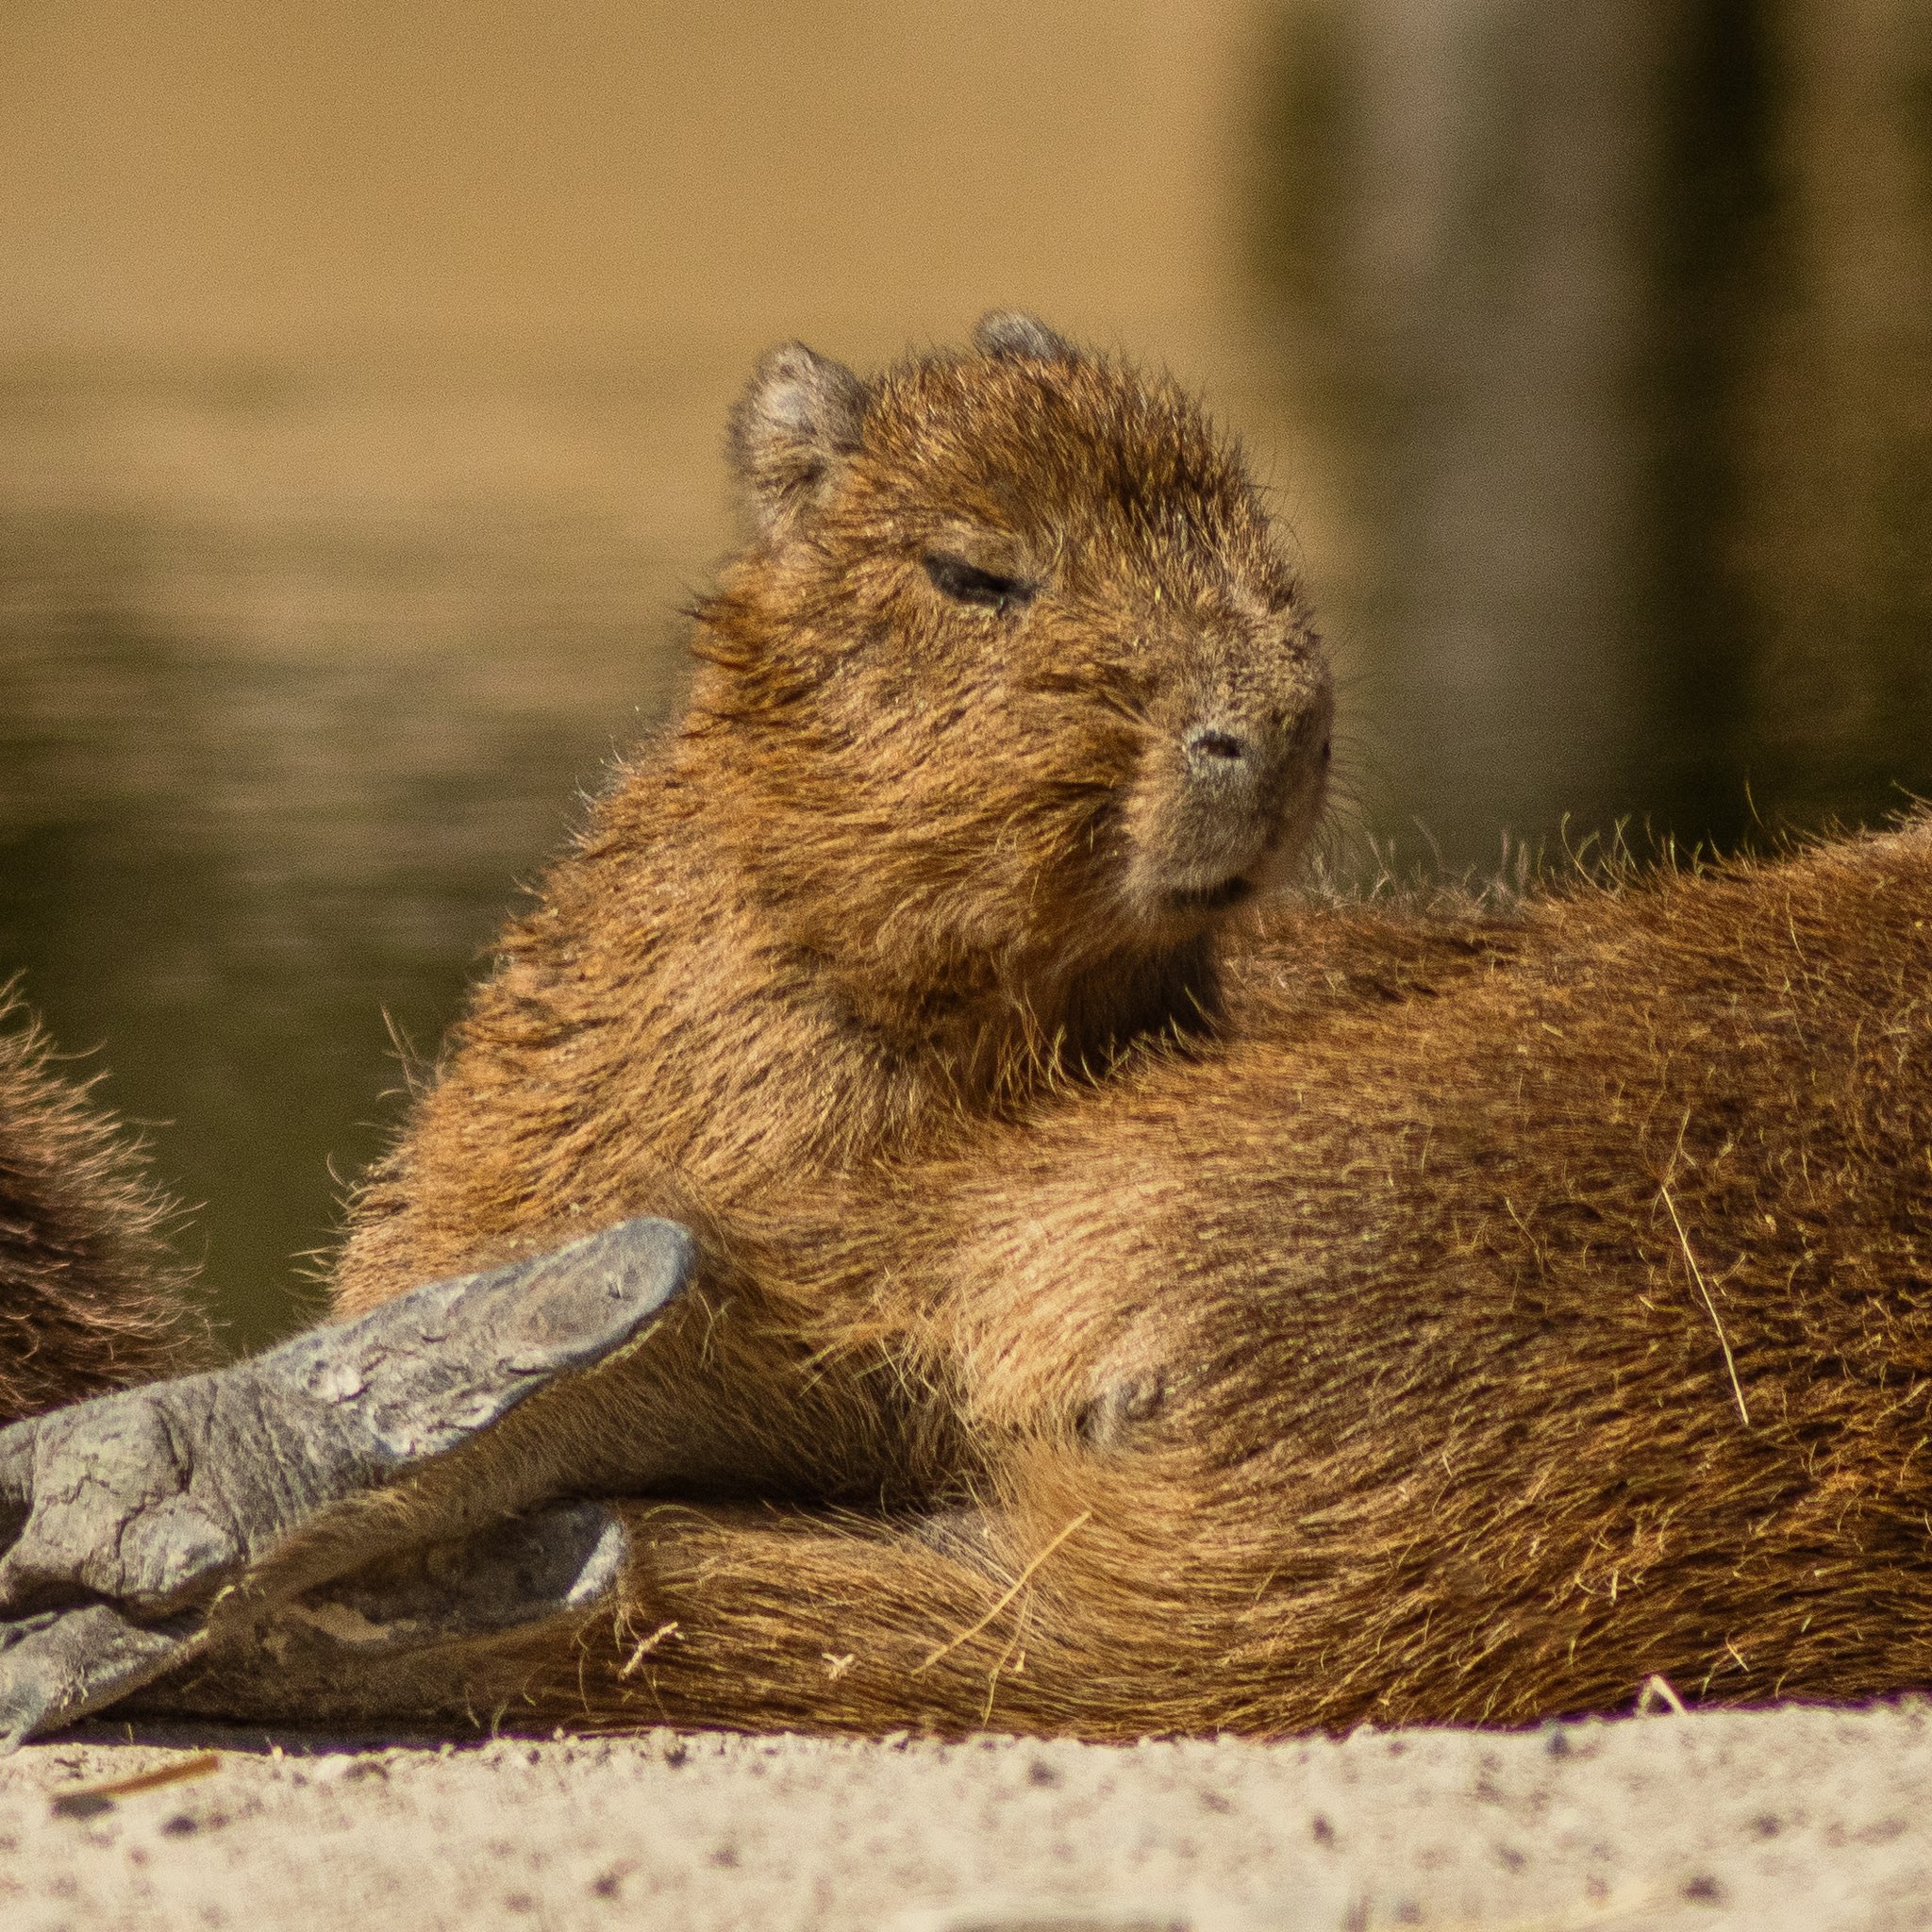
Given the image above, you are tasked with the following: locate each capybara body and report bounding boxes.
[157,820,1932,1739]
[84,319,1932,1738]
[540,821,1932,1736]
[0,999,206,1425]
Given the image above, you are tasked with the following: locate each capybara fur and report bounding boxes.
[81,320,1932,1740]
[0,996,207,1425]
[271,321,1932,1739]
[546,821,1932,1736]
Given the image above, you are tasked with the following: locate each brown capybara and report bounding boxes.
[249,320,1931,1737]
[537,820,1932,1736]
[23,318,1932,1741]
[144,818,1932,1739]
[0,996,206,1425]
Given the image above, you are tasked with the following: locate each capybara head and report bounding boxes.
[689,311,1332,1008]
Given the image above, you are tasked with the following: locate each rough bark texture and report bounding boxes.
[0,1221,689,1746]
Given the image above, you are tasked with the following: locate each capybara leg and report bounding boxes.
[116,1504,1081,1740]
[0,1218,691,1747]
[484,1502,1102,1739]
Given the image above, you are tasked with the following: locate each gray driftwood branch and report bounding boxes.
[0,1218,691,1747]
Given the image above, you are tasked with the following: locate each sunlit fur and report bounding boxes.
[70,324,1932,1741]
[225,812,1932,1744]
[0,998,207,1426]
[145,819,1932,1740]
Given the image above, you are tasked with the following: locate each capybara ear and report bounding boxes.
[727,341,870,534]
[973,309,1076,363]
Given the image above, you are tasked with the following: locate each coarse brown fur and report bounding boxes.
[0,996,208,1425]
[159,819,1932,1740]
[48,320,1932,1740]
[244,322,1932,1739]
[555,822,1932,1737]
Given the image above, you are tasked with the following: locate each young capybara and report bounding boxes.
[8,318,1929,1742]
[326,311,1335,1510]
[271,319,1929,1737]
[0,997,206,1426]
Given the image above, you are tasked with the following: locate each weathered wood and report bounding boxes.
[0,1217,689,1745]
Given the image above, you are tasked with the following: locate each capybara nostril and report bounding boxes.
[1184,725,1255,774]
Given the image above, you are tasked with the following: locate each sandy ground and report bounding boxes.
[3,1703,1929,1932]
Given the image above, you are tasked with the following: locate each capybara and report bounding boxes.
[288,321,1932,1735]
[326,310,1334,1515]
[9,320,1930,1742]
[0,996,206,1425]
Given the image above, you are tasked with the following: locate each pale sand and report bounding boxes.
[4,1703,1928,1931]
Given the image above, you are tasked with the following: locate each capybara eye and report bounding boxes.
[923,552,1035,613]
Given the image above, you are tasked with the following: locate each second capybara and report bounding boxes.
[0,995,206,1426]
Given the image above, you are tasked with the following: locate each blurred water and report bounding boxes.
[0,358,702,1344]
[1253,0,1932,861]
[1,1,1928,1346]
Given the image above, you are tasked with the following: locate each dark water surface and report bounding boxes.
[2,2,1928,1345]
[0,359,701,1342]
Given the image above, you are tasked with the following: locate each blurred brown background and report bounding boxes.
[2,0,1928,1344]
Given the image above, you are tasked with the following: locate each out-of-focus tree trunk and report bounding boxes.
[1247,0,1932,868]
